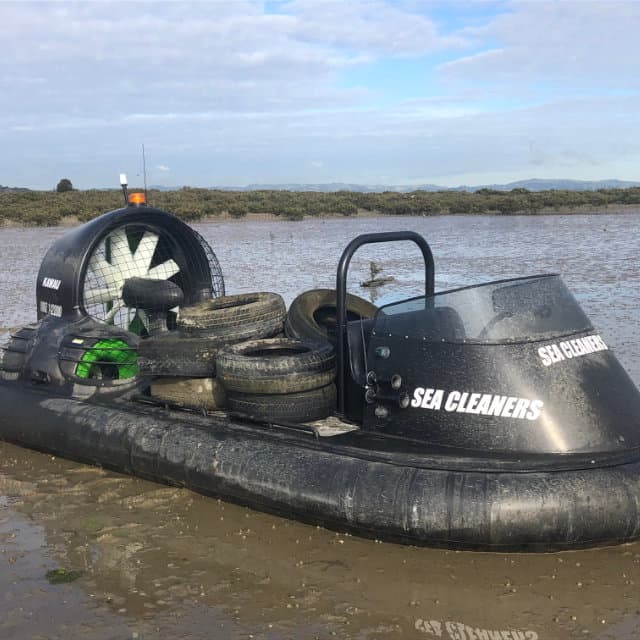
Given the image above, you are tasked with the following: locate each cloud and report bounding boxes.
[439,0,640,89]
[283,0,467,54]
[0,1,461,123]
[1,1,639,188]
[156,165,170,173]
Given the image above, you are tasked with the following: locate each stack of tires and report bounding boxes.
[139,292,286,411]
[216,338,336,423]
[141,288,377,424]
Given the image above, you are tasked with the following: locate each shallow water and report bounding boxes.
[1,211,640,640]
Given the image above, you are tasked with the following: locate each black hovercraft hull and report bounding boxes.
[2,382,640,551]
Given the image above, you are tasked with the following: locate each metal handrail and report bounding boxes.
[335,231,435,416]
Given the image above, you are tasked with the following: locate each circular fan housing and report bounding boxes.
[36,205,224,334]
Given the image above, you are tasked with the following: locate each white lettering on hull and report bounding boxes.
[411,387,543,421]
[538,334,608,367]
[41,277,62,290]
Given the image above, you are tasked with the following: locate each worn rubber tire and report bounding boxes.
[226,383,336,423]
[138,331,222,377]
[216,337,335,394]
[178,293,286,341]
[285,289,377,344]
[181,314,285,343]
[150,377,226,410]
[0,349,26,373]
[0,324,37,377]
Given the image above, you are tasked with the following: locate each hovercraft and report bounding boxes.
[2,193,640,551]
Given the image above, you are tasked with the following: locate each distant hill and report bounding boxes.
[456,179,640,192]
[10,178,640,194]
[209,178,640,193]
[227,182,445,193]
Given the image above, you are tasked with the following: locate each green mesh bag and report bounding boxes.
[75,339,138,380]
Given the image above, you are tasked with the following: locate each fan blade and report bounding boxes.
[146,258,179,281]
[108,227,133,272]
[104,301,125,324]
[84,286,120,305]
[87,254,123,290]
[136,309,150,331]
[133,231,159,275]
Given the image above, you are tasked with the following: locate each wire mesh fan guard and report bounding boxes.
[81,222,224,334]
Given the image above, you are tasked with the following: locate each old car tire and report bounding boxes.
[216,337,335,394]
[178,292,286,340]
[226,383,336,423]
[285,289,377,343]
[0,349,27,373]
[150,377,226,410]
[138,331,222,377]
[0,325,38,379]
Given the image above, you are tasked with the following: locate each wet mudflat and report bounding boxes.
[1,211,640,640]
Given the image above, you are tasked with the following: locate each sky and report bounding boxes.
[1,0,639,189]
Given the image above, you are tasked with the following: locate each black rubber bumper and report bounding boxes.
[1,382,640,551]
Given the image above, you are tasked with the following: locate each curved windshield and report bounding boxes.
[375,275,592,344]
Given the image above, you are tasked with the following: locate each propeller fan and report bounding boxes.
[83,225,184,334]
[36,205,225,332]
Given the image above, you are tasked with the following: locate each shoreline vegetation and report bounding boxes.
[2,186,640,227]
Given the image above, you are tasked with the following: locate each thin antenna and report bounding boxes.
[142,143,148,202]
